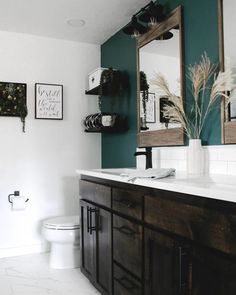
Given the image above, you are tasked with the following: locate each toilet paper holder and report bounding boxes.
[8,191,29,203]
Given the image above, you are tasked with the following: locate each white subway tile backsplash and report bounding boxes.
[159,149,169,160]
[205,148,219,161]
[137,145,236,175]
[227,161,236,175]
[218,148,236,162]
[208,160,228,174]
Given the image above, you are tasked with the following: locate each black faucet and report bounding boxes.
[134,147,152,169]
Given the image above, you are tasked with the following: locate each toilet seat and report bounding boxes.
[44,215,80,230]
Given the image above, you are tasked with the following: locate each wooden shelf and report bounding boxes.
[85,126,128,133]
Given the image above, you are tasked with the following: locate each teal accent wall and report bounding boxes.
[101,0,220,168]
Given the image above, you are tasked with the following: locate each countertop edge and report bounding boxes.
[76,169,236,204]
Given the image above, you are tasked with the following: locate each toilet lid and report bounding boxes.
[44,215,80,229]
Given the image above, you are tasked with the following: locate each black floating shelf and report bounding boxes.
[85,126,128,133]
[85,83,108,96]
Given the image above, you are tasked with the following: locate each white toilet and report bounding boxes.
[42,215,80,269]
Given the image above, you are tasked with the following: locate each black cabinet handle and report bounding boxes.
[87,206,90,233]
[89,208,98,234]
[114,198,135,208]
[114,276,138,291]
[114,225,137,236]
[179,246,189,294]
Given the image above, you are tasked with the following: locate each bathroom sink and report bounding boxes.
[94,168,137,176]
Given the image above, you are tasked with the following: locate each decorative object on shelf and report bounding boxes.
[151,53,234,173]
[0,81,27,132]
[102,114,114,127]
[35,83,63,120]
[123,1,167,39]
[84,113,116,129]
[88,67,108,91]
[83,113,128,133]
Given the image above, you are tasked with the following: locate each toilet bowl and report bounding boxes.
[42,215,80,269]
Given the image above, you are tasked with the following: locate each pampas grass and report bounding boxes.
[151,53,234,139]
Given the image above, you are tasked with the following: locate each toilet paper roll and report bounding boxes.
[11,196,26,211]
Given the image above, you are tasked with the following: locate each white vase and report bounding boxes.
[187,139,204,174]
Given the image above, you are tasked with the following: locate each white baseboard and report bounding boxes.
[0,242,49,258]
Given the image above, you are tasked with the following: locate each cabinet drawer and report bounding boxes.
[113,263,142,295]
[112,188,143,220]
[79,179,111,208]
[113,215,142,278]
[145,194,236,255]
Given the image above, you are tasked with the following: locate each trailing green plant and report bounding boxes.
[0,82,28,132]
[98,68,124,111]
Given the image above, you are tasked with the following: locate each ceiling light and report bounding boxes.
[67,19,85,28]
[138,2,165,26]
[123,1,166,38]
[123,16,148,38]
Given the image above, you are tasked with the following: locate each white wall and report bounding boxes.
[0,31,101,257]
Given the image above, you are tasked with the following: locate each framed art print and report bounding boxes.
[35,83,63,120]
[146,93,156,123]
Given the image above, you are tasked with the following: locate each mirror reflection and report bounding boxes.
[223,0,236,121]
[139,28,181,131]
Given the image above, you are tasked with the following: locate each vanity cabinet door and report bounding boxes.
[80,200,112,295]
[95,207,112,295]
[191,245,236,295]
[80,200,95,282]
[145,228,191,295]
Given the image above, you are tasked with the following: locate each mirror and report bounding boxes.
[219,0,236,143]
[137,6,184,147]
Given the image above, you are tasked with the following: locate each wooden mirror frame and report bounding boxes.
[218,0,236,144]
[137,6,184,147]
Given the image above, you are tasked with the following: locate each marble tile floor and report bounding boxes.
[0,253,101,295]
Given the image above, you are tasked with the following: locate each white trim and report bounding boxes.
[0,242,49,258]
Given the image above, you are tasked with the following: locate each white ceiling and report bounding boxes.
[0,0,150,44]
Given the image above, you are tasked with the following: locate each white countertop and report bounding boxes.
[76,168,236,204]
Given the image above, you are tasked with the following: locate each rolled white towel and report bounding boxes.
[121,168,176,183]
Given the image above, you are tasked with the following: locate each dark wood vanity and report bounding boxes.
[79,175,236,295]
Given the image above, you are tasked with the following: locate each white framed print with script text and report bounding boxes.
[35,83,63,120]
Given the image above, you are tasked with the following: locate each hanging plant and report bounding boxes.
[98,68,124,111]
[0,82,28,132]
